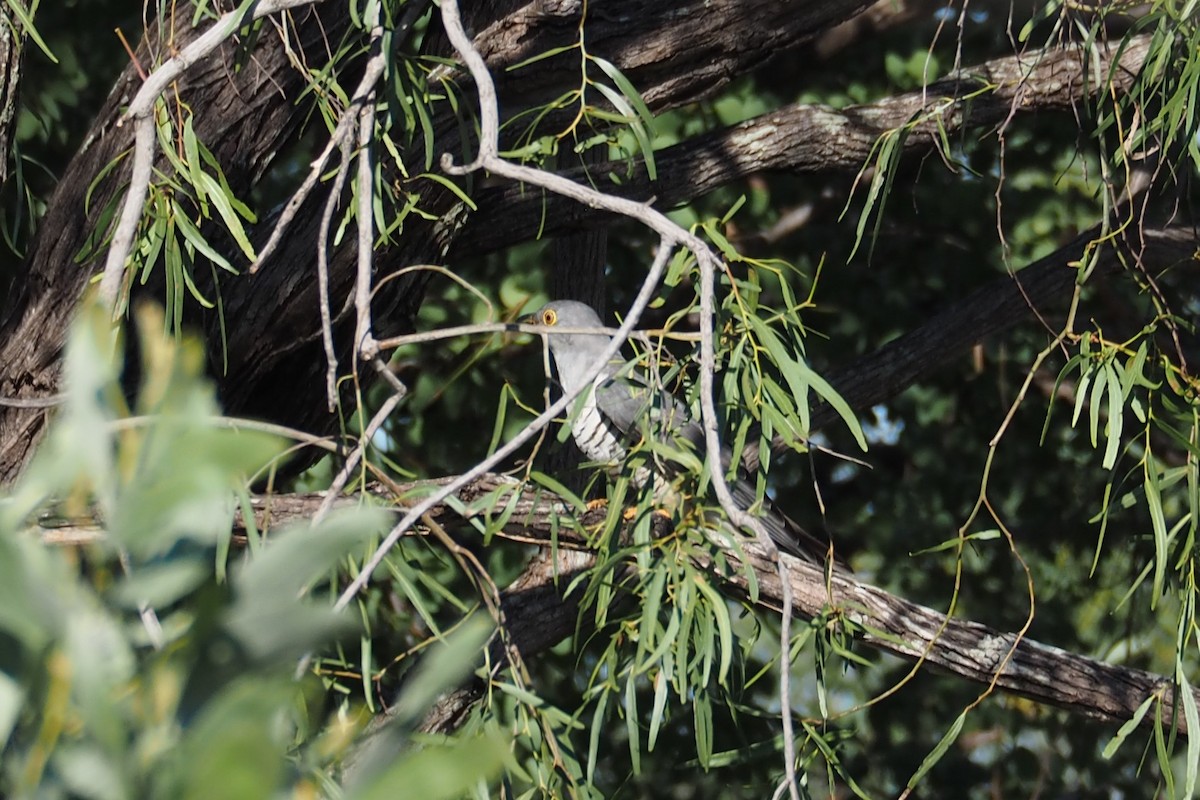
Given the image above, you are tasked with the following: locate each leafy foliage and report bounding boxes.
[4,0,1200,796]
[0,303,507,798]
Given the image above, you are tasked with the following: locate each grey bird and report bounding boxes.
[526,299,831,564]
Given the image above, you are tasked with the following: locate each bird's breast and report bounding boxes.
[572,382,626,465]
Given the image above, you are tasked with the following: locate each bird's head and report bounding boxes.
[524,300,612,392]
[523,299,603,329]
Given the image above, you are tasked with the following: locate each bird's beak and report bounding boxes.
[521,312,539,327]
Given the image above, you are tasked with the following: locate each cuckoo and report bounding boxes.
[527,300,830,563]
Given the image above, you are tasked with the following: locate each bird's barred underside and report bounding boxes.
[571,375,627,465]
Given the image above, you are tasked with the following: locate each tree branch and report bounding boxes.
[42,475,1189,734]
[224,477,1193,738]
[802,223,1197,439]
[455,33,1152,257]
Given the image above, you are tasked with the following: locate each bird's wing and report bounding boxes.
[591,372,703,453]
[593,370,835,565]
[729,476,834,564]
[591,372,676,433]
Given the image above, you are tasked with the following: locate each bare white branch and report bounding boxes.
[251,106,358,276]
[267,1,390,410]
[375,321,672,349]
[252,0,430,275]
[354,1,385,364]
[316,134,354,410]
[696,178,802,800]
[313,378,404,526]
[0,394,65,409]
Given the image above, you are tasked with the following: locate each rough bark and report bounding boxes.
[0,1,24,187]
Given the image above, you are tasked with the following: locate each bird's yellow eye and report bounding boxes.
[542,309,557,326]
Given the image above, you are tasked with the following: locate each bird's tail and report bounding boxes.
[730,478,842,568]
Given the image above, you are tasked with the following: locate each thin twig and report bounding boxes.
[251,104,359,275]
[316,133,354,409]
[369,353,409,397]
[259,3,390,410]
[249,0,426,274]
[312,378,404,526]
[695,252,801,800]
[0,394,66,409]
[306,1,393,529]
[354,1,385,364]
[375,321,661,349]
[106,413,343,466]
[116,546,165,650]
